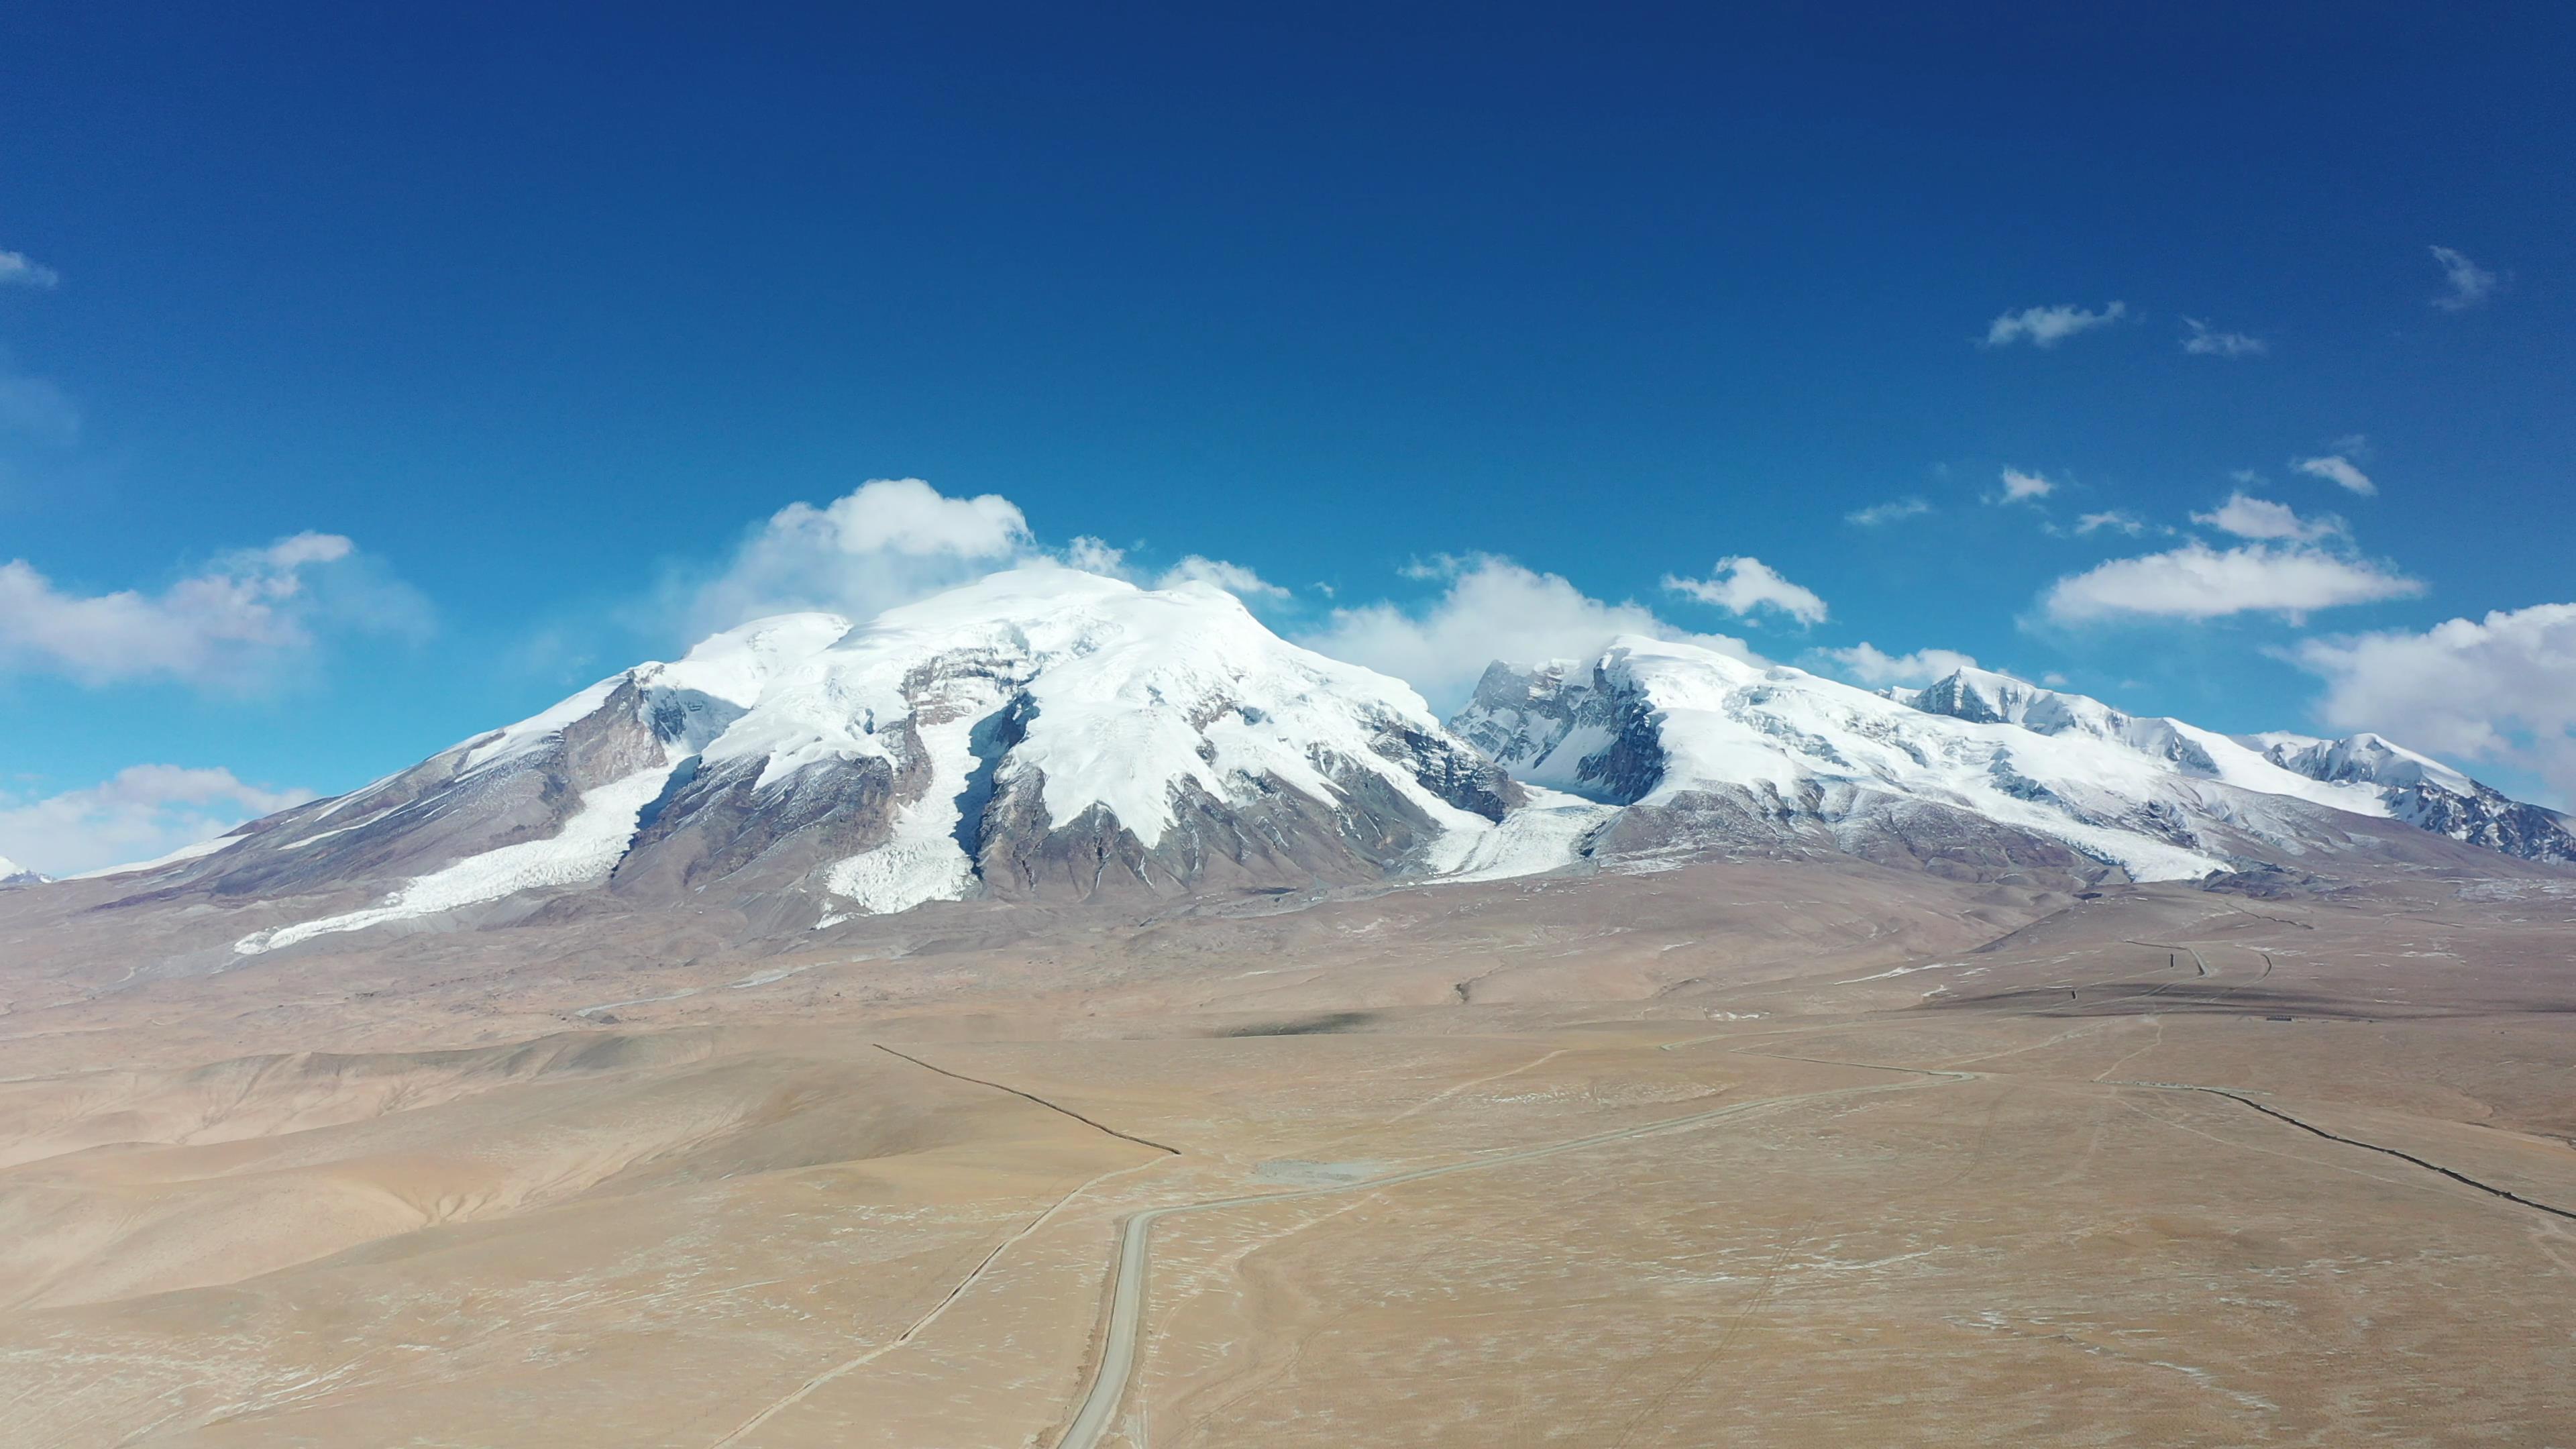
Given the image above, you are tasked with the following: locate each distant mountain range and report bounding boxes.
[50,567,2574,953]
[1456,648,2574,881]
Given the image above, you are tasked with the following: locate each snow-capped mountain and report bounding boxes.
[1452,647,2576,881]
[115,568,1537,953]
[0,855,46,887]
[2239,731,2576,863]
[52,574,2571,955]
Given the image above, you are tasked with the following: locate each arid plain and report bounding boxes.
[3,856,2571,1447]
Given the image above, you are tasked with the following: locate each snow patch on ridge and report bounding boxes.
[820,706,985,917]
[1427,787,1615,883]
[233,765,676,955]
[67,833,246,881]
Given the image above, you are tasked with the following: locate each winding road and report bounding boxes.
[1049,1072,1968,1449]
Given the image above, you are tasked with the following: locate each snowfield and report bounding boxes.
[233,765,680,955]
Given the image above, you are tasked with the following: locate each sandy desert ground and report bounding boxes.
[2,857,2571,1446]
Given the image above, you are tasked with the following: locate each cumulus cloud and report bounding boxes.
[684,477,1034,633]
[2181,318,2266,356]
[1662,556,1828,625]
[1819,642,1980,688]
[2428,246,2500,312]
[0,765,313,878]
[684,478,1295,635]
[2042,541,2422,624]
[1982,301,2127,349]
[1994,468,2055,504]
[2297,602,2576,803]
[0,533,427,688]
[2191,492,2345,543]
[2292,454,2377,496]
[0,250,58,290]
[1157,555,1288,600]
[1298,555,1755,712]
[1845,497,1931,527]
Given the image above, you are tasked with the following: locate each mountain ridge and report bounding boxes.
[47,572,2574,957]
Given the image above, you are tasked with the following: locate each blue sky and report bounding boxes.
[4,3,2574,871]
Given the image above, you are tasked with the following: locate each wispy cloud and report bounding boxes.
[1845,497,1931,527]
[1063,535,1127,574]
[0,765,313,878]
[1819,642,1980,688]
[0,367,79,445]
[2181,318,2266,357]
[1982,301,2127,349]
[2042,540,2420,624]
[0,534,429,689]
[2428,246,2500,311]
[2191,492,2345,543]
[0,250,59,290]
[2074,511,2148,536]
[1159,554,1287,599]
[2292,454,2376,496]
[1662,556,1828,625]
[1298,555,1752,712]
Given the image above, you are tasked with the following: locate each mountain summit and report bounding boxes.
[163,569,1528,953]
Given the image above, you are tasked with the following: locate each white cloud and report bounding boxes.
[2428,246,2499,312]
[0,765,313,878]
[1662,556,1828,625]
[687,479,1289,634]
[1820,642,1980,688]
[1982,301,2127,349]
[2292,454,2377,496]
[787,476,1026,556]
[1845,497,1931,527]
[1157,555,1288,600]
[2075,511,2148,536]
[2042,541,2422,624]
[2182,318,2267,357]
[684,477,1034,633]
[1298,555,1755,713]
[0,250,58,290]
[2191,492,2345,543]
[1995,468,2055,503]
[2297,602,2576,804]
[1063,535,1128,574]
[0,533,425,688]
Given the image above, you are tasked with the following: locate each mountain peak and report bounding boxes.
[127,568,1532,955]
